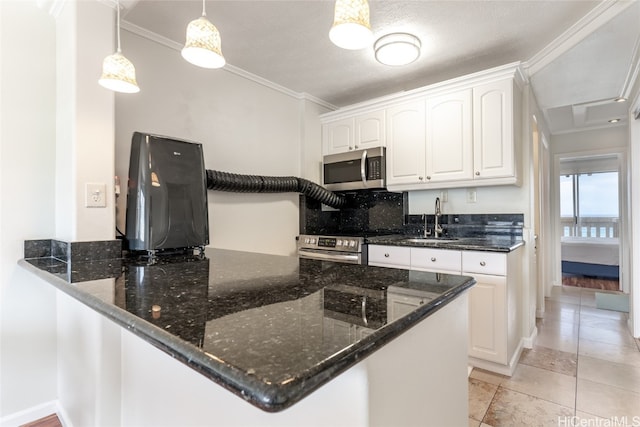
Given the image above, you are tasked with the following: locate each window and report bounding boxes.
[560,171,619,238]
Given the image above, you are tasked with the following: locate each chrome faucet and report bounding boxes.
[434,197,443,238]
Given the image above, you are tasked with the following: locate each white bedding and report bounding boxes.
[561,237,619,266]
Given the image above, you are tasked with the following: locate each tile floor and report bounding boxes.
[469,286,640,427]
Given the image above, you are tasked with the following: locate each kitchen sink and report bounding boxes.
[404,238,458,243]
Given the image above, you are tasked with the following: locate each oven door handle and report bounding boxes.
[298,249,360,264]
[360,149,368,188]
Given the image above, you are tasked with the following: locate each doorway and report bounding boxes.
[558,155,621,291]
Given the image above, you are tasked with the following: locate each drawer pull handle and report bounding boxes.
[480,261,486,266]
[475,171,480,176]
[384,253,390,258]
[430,257,436,262]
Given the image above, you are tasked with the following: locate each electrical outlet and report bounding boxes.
[466,188,477,203]
[86,183,107,208]
[439,190,448,203]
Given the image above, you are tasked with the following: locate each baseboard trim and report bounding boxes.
[522,327,538,349]
[469,338,525,377]
[0,400,58,427]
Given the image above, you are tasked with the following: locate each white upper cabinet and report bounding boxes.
[425,89,473,183]
[473,79,515,180]
[355,110,386,150]
[324,118,354,155]
[321,63,523,188]
[385,100,426,186]
[323,110,386,155]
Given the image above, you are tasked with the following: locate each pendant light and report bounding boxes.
[182,0,225,69]
[98,0,140,93]
[329,0,373,50]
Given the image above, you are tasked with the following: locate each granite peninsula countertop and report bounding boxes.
[20,248,475,412]
[366,234,525,252]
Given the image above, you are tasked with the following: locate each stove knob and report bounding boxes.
[310,238,316,244]
[337,239,342,246]
[349,240,356,248]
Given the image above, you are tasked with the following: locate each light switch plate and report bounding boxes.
[466,188,477,203]
[86,183,107,208]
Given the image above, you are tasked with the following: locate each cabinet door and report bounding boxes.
[324,118,354,155]
[355,110,385,149]
[368,245,411,269]
[467,273,507,364]
[386,100,426,186]
[410,247,461,273]
[473,79,514,179]
[425,89,473,182]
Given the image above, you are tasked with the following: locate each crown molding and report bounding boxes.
[525,0,636,76]
[120,20,335,109]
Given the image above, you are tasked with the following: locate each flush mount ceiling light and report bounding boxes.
[98,0,140,93]
[374,33,421,66]
[609,118,621,123]
[614,97,627,103]
[329,0,373,50]
[182,0,225,69]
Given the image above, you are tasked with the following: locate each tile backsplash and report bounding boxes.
[300,189,523,239]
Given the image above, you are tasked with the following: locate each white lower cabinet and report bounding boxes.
[463,250,522,375]
[368,245,411,269]
[370,244,523,375]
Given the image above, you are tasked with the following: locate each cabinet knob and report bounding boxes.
[384,253,390,258]
[430,257,436,262]
[475,171,480,176]
[354,145,359,149]
[480,261,486,266]
[418,176,424,181]
[349,147,353,151]
[426,176,431,180]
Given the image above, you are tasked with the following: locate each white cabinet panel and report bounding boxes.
[467,274,507,364]
[473,79,514,179]
[355,110,385,149]
[462,251,507,276]
[425,89,473,183]
[386,100,426,186]
[410,247,461,273]
[324,118,354,155]
[368,245,411,269]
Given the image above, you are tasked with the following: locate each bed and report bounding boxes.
[561,236,619,279]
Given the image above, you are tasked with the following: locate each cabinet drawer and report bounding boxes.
[462,251,506,276]
[410,248,461,273]
[368,245,411,269]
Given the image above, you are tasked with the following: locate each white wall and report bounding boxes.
[0,0,58,420]
[629,82,640,337]
[56,0,115,241]
[115,31,325,256]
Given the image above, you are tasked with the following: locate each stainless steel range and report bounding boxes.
[297,234,367,265]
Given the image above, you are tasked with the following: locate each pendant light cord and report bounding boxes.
[116,0,122,53]
[202,0,206,17]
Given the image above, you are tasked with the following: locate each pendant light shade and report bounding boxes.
[182,1,225,69]
[329,0,373,50]
[98,0,139,93]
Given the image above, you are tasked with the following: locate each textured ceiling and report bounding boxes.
[121,0,639,134]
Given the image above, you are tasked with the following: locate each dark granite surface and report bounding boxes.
[367,234,525,252]
[20,248,474,412]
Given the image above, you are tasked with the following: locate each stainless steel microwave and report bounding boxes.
[323,147,386,191]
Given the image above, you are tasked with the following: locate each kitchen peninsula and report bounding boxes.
[20,243,474,426]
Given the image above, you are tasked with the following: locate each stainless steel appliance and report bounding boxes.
[323,147,386,191]
[297,234,367,264]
